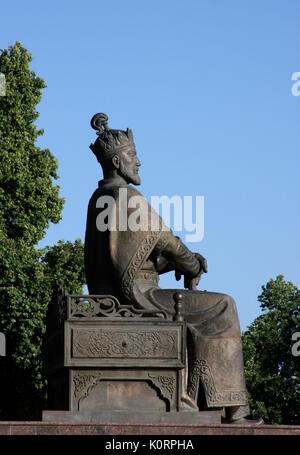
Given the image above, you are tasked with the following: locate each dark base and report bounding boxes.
[0,421,299,435]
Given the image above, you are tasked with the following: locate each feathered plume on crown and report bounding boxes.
[89,113,135,162]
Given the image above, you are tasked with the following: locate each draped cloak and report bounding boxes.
[84,180,249,410]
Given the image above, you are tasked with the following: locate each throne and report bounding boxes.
[42,284,221,423]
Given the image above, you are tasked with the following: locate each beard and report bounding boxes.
[119,161,141,185]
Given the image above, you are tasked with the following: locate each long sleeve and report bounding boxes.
[154,231,200,278]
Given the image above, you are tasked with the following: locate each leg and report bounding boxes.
[147,288,249,412]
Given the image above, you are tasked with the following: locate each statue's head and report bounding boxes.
[89,113,141,185]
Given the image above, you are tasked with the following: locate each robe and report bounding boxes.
[84,180,249,412]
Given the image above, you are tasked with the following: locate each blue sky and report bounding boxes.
[1,0,299,330]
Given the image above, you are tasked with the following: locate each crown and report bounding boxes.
[89,113,135,162]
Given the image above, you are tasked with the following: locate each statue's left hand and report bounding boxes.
[174,252,207,289]
[193,253,208,274]
[183,253,207,290]
[184,275,201,290]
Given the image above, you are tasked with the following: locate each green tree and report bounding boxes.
[242,275,300,424]
[41,239,85,295]
[0,42,85,419]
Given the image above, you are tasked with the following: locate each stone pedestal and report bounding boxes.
[43,288,221,423]
[1,421,300,435]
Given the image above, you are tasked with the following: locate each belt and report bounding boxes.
[135,270,159,283]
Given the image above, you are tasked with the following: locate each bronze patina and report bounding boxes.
[84,113,255,423]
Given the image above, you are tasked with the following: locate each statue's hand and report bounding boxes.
[175,254,207,289]
[184,275,201,290]
[182,254,207,290]
[175,271,197,289]
[193,253,208,274]
[175,270,181,281]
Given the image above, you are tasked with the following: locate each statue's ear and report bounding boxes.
[112,154,120,169]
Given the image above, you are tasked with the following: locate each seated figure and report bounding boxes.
[84,113,256,424]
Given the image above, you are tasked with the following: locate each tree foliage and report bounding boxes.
[242,275,300,424]
[0,43,85,419]
[41,239,86,295]
[0,42,63,245]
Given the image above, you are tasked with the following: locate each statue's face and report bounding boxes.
[118,147,141,185]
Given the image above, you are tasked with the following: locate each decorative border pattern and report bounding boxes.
[148,373,175,402]
[188,359,248,407]
[68,295,146,319]
[73,372,102,410]
[122,231,161,301]
[72,328,178,359]
[72,372,176,411]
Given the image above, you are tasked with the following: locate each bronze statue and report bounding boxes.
[84,113,260,424]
